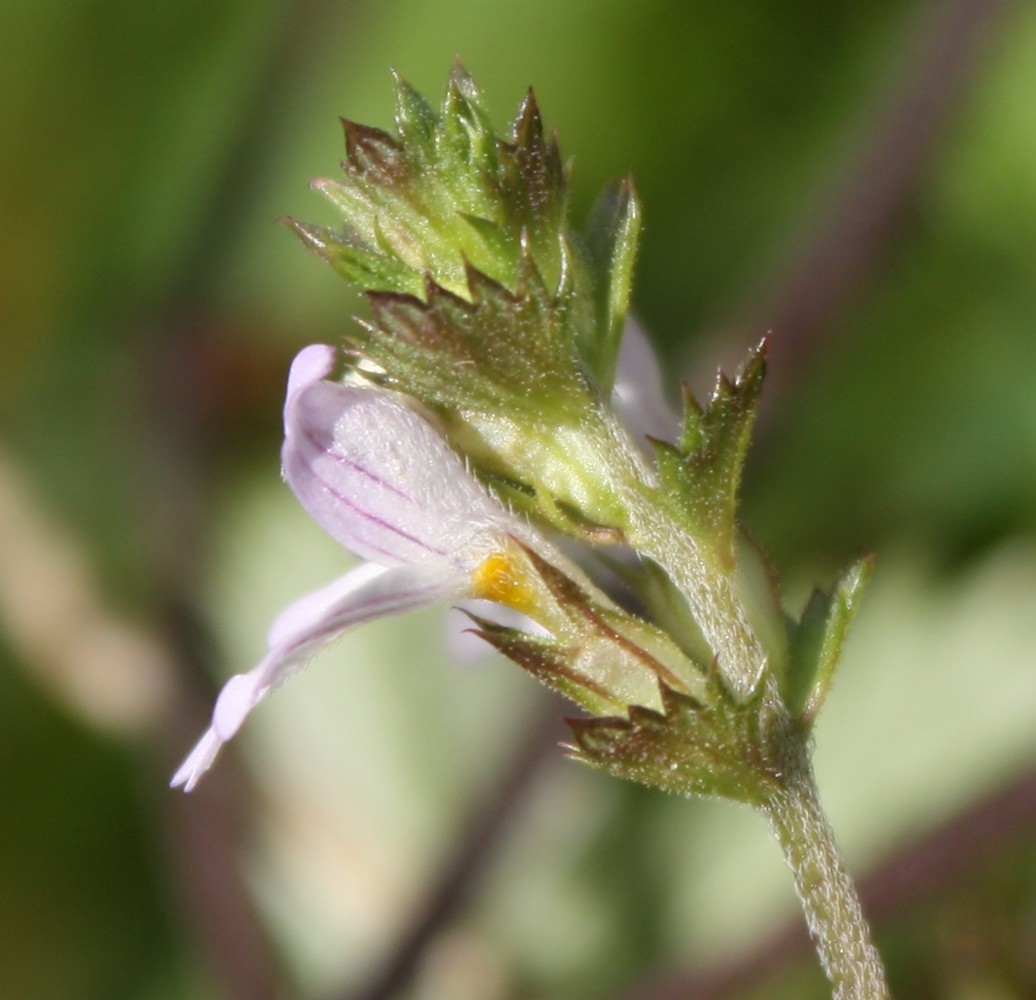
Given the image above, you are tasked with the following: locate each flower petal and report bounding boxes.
[612,317,677,444]
[266,560,385,649]
[169,729,223,793]
[282,345,513,567]
[170,559,468,791]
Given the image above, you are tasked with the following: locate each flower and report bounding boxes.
[610,316,677,448]
[171,344,543,791]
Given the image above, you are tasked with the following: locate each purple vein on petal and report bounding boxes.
[314,428,415,503]
[299,425,449,558]
[292,431,449,563]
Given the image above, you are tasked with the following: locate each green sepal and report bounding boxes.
[651,340,767,568]
[566,676,787,805]
[784,556,873,724]
[596,552,714,669]
[511,543,705,707]
[462,613,629,717]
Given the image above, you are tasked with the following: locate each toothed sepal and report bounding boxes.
[469,542,705,716]
[465,616,631,718]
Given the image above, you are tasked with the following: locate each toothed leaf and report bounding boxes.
[291,64,638,391]
[652,341,767,567]
[358,261,590,420]
[566,680,787,805]
[509,543,704,708]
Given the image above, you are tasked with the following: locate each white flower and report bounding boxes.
[172,344,535,791]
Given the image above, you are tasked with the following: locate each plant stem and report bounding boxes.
[759,756,890,999]
[617,431,886,995]
[625,500,767,699]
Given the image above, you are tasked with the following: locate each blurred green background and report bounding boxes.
[3,1,1036,998]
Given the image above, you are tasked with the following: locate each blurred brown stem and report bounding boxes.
[728,0,1016,408]
[623,0,1023,995]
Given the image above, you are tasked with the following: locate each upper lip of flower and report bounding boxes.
[283,343,517,568]
[171,344,533,791]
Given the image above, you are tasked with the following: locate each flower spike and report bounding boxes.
[178,67,887,997]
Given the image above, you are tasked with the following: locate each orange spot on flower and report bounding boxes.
[472,549,537,615]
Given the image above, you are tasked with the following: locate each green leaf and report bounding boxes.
[512,543,704,704]
[357,255,590,419]
[566,679,787,805]
[651,340,767,567]
[287,219,425,297]
[466,541,710,716]
[585,179,641,389]
[785,556,873,723]
[291,64,640,392]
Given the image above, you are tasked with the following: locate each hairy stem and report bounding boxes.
[759,757,889,999]
[625,501,767,698]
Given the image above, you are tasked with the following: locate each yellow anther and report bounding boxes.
[471,548,538,615]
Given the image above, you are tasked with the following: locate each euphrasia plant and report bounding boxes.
[174,65,889,999]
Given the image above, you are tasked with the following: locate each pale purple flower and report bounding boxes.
[172,326,680,791]
[172,344,534,791]
[611,317,677,445]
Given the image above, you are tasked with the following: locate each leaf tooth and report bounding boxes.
[448,58,481,104]
[510,88,545,148]
[442,61,494,162]
[339,118,406,182]
[710,370,735,406]
[738,335,768,385]
[677,382,704,452]
[392,69,436,146]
